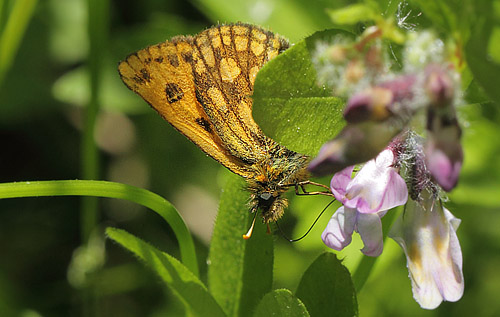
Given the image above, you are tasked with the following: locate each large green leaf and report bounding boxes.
[252,29,351,156]
[106,228,224,316]
[465,0,500,106]
[410,0,459,33]
[254,289,309,316]
[208,173,274,317]
[295,252,358,317]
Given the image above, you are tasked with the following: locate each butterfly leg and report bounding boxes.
[292,180,335,197]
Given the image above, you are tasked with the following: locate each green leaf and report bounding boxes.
[410,0,477,40]
[295,253,358,317]
[254,289,309,316]
[106,228,225,316]
[253,29,352,156]
[208,173,274,317]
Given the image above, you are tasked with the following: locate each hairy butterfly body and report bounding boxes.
[118,23,309,224]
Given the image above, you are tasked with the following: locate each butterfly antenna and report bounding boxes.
[243,208,259,240]
[277,199,336,242]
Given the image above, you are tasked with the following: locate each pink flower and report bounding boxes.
[389,192,464,309]
[322,148,408,256]
[331,148,408,213]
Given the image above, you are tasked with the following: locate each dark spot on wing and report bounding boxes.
[140,68,151,81]
[133,75,145,84]
[168,54,179,67]
[165,83,184,103]
[195,88,208,107]
[182,51,193,63]
[195,117,212,133]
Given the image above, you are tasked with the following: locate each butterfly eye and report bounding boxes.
[260,192,272,201]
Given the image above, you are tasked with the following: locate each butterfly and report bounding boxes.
[118,23,326,237]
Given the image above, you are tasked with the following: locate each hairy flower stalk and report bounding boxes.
[311,29,464,309]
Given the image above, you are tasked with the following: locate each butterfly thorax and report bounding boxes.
[246,143,309,223]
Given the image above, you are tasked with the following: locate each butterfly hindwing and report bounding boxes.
[188,24,288,163]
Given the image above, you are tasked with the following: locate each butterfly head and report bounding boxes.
[247,148,310,223]
[257,190,289,222]
[248,188,288,223]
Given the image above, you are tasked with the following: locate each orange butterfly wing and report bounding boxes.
[118,23,289,178]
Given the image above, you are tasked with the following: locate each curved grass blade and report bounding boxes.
[0,0,38,87]
[0,180,198,277]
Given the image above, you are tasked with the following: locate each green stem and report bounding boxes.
[0,1,4,31]
[0,0,38,87]
[352,206,401,292]
[80,0,109,243]
[0,180,199,277]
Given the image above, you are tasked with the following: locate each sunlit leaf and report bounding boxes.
[296,252,358,317]
[253,29,352,156]
[254,289,309,316]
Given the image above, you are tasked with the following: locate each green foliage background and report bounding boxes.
[0,0,499,316]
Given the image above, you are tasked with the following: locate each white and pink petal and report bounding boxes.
[389,196,464,309]
[322,206,357,251]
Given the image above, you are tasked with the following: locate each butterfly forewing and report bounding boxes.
[118,23,289,178]
[118,33,254,177]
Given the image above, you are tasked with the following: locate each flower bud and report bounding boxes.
[308,121,403,176]
[343,75,416,123]
[423,65,462,191]
[425,64,454,107]
[425,109,463,191]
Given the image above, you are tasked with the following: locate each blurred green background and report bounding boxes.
[1,0,499,316]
